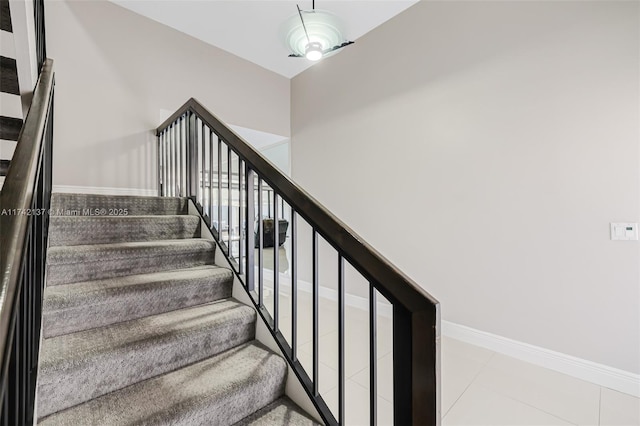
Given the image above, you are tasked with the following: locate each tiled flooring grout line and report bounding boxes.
[442,351,497,420]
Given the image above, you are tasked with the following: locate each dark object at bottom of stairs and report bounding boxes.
[255,218,289,248]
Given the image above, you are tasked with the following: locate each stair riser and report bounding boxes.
[47,250,215,285]
[38,343,288,426]
[48,216,201,247]
[43,276,232,338]
[37,318,256,418]
[51,193,188,216]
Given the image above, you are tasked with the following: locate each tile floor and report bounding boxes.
[254,247,639,425]
[259,282,639,426]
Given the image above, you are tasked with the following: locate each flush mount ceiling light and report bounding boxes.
[284,1,354,61]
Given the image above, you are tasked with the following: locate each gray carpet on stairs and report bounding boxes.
[49,214,201,246]
[43,265,233,338]
[50,193,188,215]
[47,238,216,285]
[38,342,288,426]
[38,193,317,425]
[38,299,257,417]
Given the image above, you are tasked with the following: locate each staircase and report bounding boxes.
[37,193,318,425]
[0,0,24,189]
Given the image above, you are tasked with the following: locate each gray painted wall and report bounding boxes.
[291,1,640,374]
[46,0,290,192]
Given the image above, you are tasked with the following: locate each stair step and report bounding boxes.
[37,299,257,418]
[38,342,287,426]
[48,214,201,246]
[47,238,216,285]
[234,397,320,425]
[50,193,188,216]
[43,265,233,338]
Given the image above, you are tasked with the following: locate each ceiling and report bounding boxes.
[110,0,418,78]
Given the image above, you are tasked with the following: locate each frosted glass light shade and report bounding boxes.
[282,9,345,58]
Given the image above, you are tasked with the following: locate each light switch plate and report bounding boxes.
[610,223,638,241]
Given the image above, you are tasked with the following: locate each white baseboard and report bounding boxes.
[261,271,638,397]
[53,185,157,197]
[442,320,640,398]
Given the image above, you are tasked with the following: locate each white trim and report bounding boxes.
[442,320,640,398]
[52,185,157,197]
[263,271,639,397]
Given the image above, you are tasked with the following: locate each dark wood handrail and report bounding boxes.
[157,98,438,314]
[158,98,440,424]
[0,58,54,389]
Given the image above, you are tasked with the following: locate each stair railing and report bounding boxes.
[157,98,440,426]
[0,59,54,425]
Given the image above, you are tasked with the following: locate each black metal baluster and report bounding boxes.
[166,128,170,196]
[312,230,319,396]
[176,118,181,197]
[227,146,232,262]
[180,116,185,196]
[217,137,222,236]
[157,132,162,196]
[3,377,8,426]
[239,157,245,275]
[370,284,378,426]
[338,255,345,425]
[273,193,279,332]
[258,179,264,307]
[174,122,180,197]
[168,124,176,197]
[188,112,198,200]
[174,119,178,196]
[185,116,189,196]
[209,129,214,227]
[11,306,19,425]
[163,130,168,196]
[25,234,32,419]
[184,115,189,197]
[291,211,297,362]
[201,121,206,207]
[246,168,255,291]
[393,304,415,426]
[177,118,181,196]
[20,252,27,425]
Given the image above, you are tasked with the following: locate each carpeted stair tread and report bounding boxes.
[50,193,188,215]
[38,342,287,426]
[47,238,216,285]
[234,397,320,426]
[43,265,233,338]
[48,214,201,246]
[38,299,257,418]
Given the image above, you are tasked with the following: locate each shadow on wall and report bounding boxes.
[75,130,156,191]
